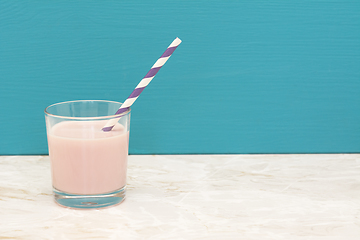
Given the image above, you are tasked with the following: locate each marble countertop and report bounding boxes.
[0,154,359,239]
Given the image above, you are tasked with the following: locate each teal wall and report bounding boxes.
[1,1,359,154]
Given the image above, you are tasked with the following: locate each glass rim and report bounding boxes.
[44,100,131,120]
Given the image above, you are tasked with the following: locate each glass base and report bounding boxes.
[53,186,126,209]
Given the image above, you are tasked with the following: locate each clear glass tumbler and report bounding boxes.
[44,100,131,209]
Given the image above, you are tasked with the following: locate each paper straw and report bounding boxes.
[102,37,182,131]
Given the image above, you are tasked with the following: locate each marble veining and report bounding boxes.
[0,154,359,239]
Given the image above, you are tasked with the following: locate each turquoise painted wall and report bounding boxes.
[0,1,359,154]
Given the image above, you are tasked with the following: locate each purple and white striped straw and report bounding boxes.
[102,37,182,131]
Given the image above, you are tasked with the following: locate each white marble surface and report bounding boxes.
[0,154,359,239]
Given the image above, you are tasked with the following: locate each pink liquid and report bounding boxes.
[47,121,129,195]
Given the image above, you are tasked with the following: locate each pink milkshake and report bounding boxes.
[45,100,131,209]
[47,120,129,195]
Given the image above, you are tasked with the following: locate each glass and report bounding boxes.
[44,100,131,209]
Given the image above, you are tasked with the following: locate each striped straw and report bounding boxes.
[102,37,182,131]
